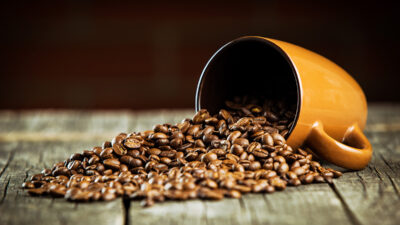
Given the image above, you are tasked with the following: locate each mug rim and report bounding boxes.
[195,36,303,138]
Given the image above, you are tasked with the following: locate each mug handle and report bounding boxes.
[305,121,372,170]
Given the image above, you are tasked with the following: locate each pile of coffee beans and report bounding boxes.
[22,97,342,207]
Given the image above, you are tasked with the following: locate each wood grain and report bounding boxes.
[0,104,399,225]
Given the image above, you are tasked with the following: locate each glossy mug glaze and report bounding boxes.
[195,36,372,170]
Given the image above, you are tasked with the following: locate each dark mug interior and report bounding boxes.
[195,37,301,135]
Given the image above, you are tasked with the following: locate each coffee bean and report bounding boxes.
[198,188,224,200]
[102,192,117,201]
[293,167,306,176]
[270,177,286,190]
[93,147,103,156]
[193,109,210,124]
[227,131,241,143]
[49,185,67,197]
[261,133,274,146]
[70,153,83,161]
[124,137,141,149]
[230,144,244,155]
[278,163,289,174]
[152,132,168,139]
[156,138,169,146]
[226,190,241,198]
[300,173,314,184]
[203,134,218,144]
[100,148,114,159]
[153,124,169,133]
[187,125,201,136]
[112,133,127,146]
[249,161,261,171]
[22,182,35,189]
[288,178,301,186]
[67,160,81,170]
[327,168,343,178]
[253,149,269,158]
[52,167,69,177]
[314,175,325,183]
[271,133,286,145]
[202,152,218,163]
[219,109,233,122]
[103,158,120,170]
[28,188,46,196]
[102,141,112,149]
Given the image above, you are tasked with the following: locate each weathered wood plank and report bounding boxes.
[324,105,400,225]
[0,111,131,225]
[127,184,353,225]
[0,105,399,225]
[129,200,206,225]
[241,185,352,225]
[0,141,124,225]
[330,130,400,225]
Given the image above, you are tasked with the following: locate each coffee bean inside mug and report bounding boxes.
[23,96,341,207]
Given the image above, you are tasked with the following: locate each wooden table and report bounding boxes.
[0,104,399,225]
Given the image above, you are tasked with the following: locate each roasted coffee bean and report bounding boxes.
[248,161,261,171]
[327,168,343,178]
[253,149,269,158]
[198,188,224,200]
[103,158,120,170]
[152,132,168,139]
[70,153,83,161]
[252,181,269,193]
[293,167,306,176]
[270,177,287,190]
[219,109,233,122]
[41,169,52,176]
[202,152,218,163]
[102,141,112,149]
[300,173,314,184]
[246,142,261,153]
[112,133,127,146]
[230,144,244,155]
[156,138,169,146]
[233,138,249,148]
[49,185,67,197]
[67,160,81,170]
[226,190,241,198]
[28,188,46,196]
[170,138,183,148]
[22,181,35,189]
[93,147,103,156]
[88,155,100,165]
[193,109,210,124]
[153,124,169,133]
[52,167,69,177]
[261,133,274,146]
[203,134,218,144]
[227,131,241,143]
[288,178,301,186]
[100,148,114,159]
[277,163,289,174]
[124,137,141,149]
[187,125,201,136]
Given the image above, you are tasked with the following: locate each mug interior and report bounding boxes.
[195,37,301,137]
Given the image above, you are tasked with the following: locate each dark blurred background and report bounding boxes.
[1,1,399,109]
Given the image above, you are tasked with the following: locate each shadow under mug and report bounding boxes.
[195,36,372,170]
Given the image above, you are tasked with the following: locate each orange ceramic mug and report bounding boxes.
[195,36,372,170]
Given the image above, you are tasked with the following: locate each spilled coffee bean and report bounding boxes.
[22,97,342,206]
